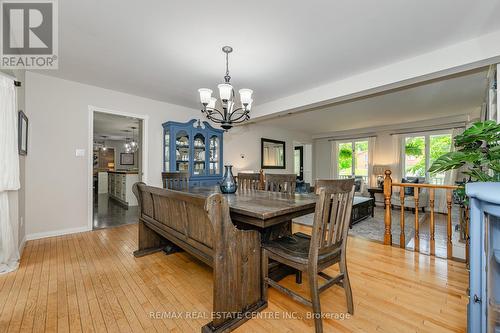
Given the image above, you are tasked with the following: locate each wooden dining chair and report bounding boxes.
[265,173,296,194]
[162,172,189,190]
[262,178,356,333]
[237,173,261,190]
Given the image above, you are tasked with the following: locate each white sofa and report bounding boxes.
[390,177,429,213]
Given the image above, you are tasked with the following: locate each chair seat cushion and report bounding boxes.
[263,232,341,265]
[401,177,419,196]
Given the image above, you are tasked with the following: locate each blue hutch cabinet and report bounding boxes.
[162,119,224,186]
[467,182,500,333]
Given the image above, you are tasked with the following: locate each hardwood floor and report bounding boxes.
[0,223,468,332]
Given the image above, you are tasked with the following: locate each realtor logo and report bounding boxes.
[1,0,58,69]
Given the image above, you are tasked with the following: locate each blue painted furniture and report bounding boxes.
[162,119,224,186]
[467,182,500,333]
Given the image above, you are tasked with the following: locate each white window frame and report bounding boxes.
[336,138,370,182]
[401,129,453,182]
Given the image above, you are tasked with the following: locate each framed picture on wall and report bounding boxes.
[18,110,28,155]
[120,153,134,165]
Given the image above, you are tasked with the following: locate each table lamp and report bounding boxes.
[373,165,390,188]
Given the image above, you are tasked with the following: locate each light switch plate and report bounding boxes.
[75,149,85,157]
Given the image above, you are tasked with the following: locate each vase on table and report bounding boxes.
[220,165,237,194]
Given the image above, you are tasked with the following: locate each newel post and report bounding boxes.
[383,170,393,245]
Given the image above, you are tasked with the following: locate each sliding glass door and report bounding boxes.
[337,139,369,183]
[403,132,452,184]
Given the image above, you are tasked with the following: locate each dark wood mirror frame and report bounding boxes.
[261,138,286,169]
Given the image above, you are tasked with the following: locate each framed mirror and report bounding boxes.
[261,138,286,169]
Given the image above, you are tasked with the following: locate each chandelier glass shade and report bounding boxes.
[198,46,253,130]
[124,126,139,153]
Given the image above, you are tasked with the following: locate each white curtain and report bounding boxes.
[263,146,280,165]
[390,134,402,182]
[435,128,464,213]
[368,136,376,187]
[0,75,20,274]
[330,141,338,178]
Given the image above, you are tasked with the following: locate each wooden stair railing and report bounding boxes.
[383,170,462,259]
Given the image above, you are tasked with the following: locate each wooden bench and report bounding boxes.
[132,182,266,332]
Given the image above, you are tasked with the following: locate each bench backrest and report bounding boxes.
[134,182,214,254]
[132,182,262,329]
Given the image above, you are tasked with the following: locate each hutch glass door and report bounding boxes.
[193,132,206,176]
[209,135,220,175]
[164,129,170,172]
[175,130,189,172]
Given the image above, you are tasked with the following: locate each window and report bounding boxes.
[402,132,452,184]
[337,139,369,183]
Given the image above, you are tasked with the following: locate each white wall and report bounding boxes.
[25,72,199,238]
[224,123,311,175]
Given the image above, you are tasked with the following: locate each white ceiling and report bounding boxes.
[261,69,489,136]
[93,112,140,141]
[41,0,500,110]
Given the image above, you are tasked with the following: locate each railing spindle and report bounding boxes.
[383,178,462,261]
[383,170,393,245]
[399,190,405,248]
[429,188,435,256]
[413,187,419,252]
[446,190,453,259]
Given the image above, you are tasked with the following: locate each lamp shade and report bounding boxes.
[217,84,233,100]
[246,99,253,110]
[198,88,213,104]
[239,89,253,105]
[373,165,390,175]
[207,97,217,109]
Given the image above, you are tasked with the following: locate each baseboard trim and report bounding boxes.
[26,226,92,241]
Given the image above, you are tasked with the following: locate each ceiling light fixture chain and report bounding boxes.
[223,46,231,83]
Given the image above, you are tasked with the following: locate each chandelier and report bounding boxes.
[124,126,139,153]
[198,46,253,130]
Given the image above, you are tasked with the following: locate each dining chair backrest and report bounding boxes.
[162,172,189,190]
[310,179,355,262]
[265,174,296,194]
[238,173,260,190]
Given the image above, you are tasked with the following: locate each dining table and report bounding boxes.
[183,186,318,280]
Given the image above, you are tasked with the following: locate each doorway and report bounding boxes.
[88,107,148,230]
[294,146,304,181]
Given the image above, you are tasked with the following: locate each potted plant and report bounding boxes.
[429,120,500,249]
[428,120,500,203]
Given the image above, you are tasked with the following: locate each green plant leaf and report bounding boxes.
[463,169,495,182]
[405,141,423,156]
[455,121,500,146]
[428,151,481,174]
